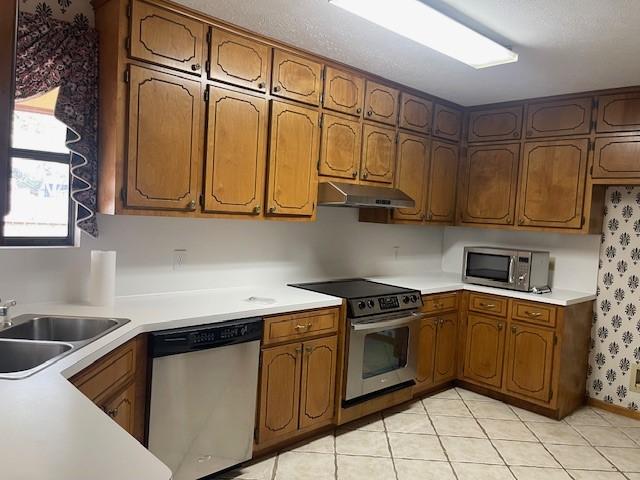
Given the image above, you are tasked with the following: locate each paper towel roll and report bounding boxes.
[88,250,116,306]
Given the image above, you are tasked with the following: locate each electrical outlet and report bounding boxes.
[393,246,400,260]
[172,249,187,271]
[631,365,640,394]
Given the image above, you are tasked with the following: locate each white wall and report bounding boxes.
[0,208,444,304]
[441,226,601,292]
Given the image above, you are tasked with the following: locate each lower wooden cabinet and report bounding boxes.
[415,318,437,390]
[414,308,458,392]
[462,313,506,389]
[299,336,338,429]
[101,382,137,435]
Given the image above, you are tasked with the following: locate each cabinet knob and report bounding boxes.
[188,200,196,210]
[105,407,118,418]
[518,218,525,225]
[352,171,358,178]
[273,85,281,93]
[512,132,519,138]
[253,205,261,214]
[356,108,362,114]
[304,346,313,354]
[366,110,372,117]
[258,82,265,90]
[362,172,369,179]
[435,128,441,134]
[268,206,276,214]
[497,322,504,330]
[506,217,512,224]
[527,130,533,137]
[191,63,201,71]
[426,127,432,134]
[511,325,517,333]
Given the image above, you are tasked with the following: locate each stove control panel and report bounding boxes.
[348,291,422,318]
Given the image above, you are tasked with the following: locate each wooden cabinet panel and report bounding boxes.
[592,136,640,178]
[433,104,462,141]
[506,323,555,403]
[258,343,302,443]
[399,93,433,134]
[415,318,437,388]
[130,0,204,75]
[596,93,640,133]
[272,50,322,106]
[125,65,200,211]
[392,133,430,221]
[263,308,339,345]
[512,301,557,328]
[299,336,337,429]
[323,66,364,117]
[204,86,267,214]
[434,313,458,384]
[525,98,593,138]
[266,101,319,216]
[426,141,459,223]
[463,313,506,388]
[361,123,396,184]
[100,382,136,437]
[364,81,399,126]
[421,293,458,315]
[518,139,589,229]
[468,293,508,318]
[468,105,523,142]
[209,28,270,92]
[319,113,361,180]
[460,144,519,225]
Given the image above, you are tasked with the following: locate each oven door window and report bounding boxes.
[362,327,409,379]
[466,253,511,282]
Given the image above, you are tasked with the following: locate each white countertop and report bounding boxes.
[369,272,597,306]
[0,285,342,480]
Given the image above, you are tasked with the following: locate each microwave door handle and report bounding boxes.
[352,312,426,331]
[508,256,516,285]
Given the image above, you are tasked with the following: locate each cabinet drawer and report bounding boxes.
[468,293,508,318]
[512,301,557,327]
[421,293,458,314]
[264,308,339,344]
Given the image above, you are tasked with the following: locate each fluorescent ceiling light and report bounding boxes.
[329,0,518,69]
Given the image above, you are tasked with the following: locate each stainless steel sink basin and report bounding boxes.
[0,315,130,379]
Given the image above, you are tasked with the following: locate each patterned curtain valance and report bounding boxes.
[15,11,99,237]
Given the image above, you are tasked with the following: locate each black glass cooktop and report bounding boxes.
[290,278,412,299]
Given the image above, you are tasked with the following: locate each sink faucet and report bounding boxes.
[0,299,17,329]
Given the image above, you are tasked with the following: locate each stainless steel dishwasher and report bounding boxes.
[147,317,263,480]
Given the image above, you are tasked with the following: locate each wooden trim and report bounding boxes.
[588,397,640,421]
[0,0,16,217]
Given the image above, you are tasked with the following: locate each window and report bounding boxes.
[2,88,75,246]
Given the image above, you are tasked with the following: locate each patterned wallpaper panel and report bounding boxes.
[589,186,640,412]
[20,0,94,26]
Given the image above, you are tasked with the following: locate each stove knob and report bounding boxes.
[402,296,410,304]
[358,301,366,310]
[410,294,418,303]
[366,299,375,308]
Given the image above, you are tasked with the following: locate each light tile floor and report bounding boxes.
[217,388,640,480]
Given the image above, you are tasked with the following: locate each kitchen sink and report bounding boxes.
[0,315,130,379]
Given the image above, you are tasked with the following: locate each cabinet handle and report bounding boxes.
[356,108,362,114]
[273,85,281,92]
[253,205,261,214]
[188,200,196,210]
[352,171,358,178]
[258,82,265,90]
[527,130,533,137]
[479,302,496,309]
[304,346,313,354]
[191,63,201,71]
[524,311,542,318]
[294,322,313,332]
[268,206,276,214]
[435,128,441,134]
[497,322,504,330]
[106,407,118,418]
[511,325,517,333]
[512,132,519,138]
[362,172,369,179]
[295,346,303,355]
[366,110,372,117]
[426,211,433,221]
[518,218,525,225]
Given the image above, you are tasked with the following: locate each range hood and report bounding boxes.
[317,181,415,209]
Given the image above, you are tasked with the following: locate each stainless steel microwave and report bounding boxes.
[462,247,550,292]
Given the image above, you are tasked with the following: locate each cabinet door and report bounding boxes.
[392,133,430,221]
[596,93,640,133]
[518,139,588,229]
[319,113,361,180]
[360,123,396,184]
[426,141,458,223]
[266,101,319,216]
[592,136,640,179]
[125,65,201,211]
[258,343,302,443]
[434,313,458,384]
[525,98,593,138]
[415,318,437,389]
[506,323,555,403]
[299,336,337,430]
[204,86,267,214]
[468,105,523,142]
[433,104,462,141]
[460,144,520,225]
[209,28,270,93]
[364,81,399,126]
[130,0,204,75]
[399,93,433,134]
[272,50,322,106]
[463,313,506,389]
[100,382,136,438]
[323,66,364,117]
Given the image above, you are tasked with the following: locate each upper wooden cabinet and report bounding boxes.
[323,66,364,117]
[271,50,323,106]
[393,133,430,221]
[460,144,520,226]
[266,101,319,216]
[124,65,201,211]
[433,104,462,141]
[592,136,640,179]
[596,92,640,133]
[462,313,506,389]
[208,28,270,93]
[364,81,399,126]
[468,105,523,142]
[203,86,267,215]
[319,113,362,180]
[525,98,593,138]
[426,141,459,223]
[518,139,589,229]
[399,93,433,134]
[129,0,205,75]
[360,123,396,184]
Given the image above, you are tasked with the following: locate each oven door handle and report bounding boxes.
[351,312,426,331]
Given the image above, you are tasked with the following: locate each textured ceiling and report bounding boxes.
[174,0,640,106]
